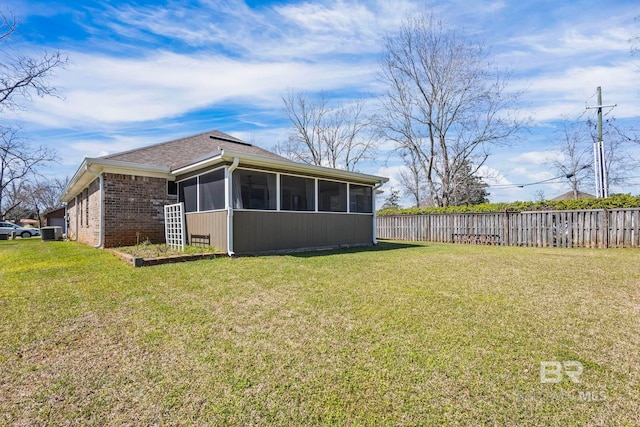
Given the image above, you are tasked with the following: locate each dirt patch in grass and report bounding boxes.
[115,243,219,258]
[109,243,225,266]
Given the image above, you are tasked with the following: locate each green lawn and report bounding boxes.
[1,239,638,425]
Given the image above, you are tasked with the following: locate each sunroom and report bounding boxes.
[172,149,388,255]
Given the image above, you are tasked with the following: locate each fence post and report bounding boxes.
[603,209,609,249]
[503,211,509,246]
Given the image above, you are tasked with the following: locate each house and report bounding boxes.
[44,207,67,233]
[551,190,596,201]
[60,130,388,255]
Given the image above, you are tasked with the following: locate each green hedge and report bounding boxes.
[377,194,640,216]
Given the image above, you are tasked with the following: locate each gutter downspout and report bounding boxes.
[85,165,104,248]
[226,157,240,256]
[74,195,79,242]
[372,181,385,245]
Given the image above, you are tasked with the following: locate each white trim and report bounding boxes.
[173,148,387,186]
[276,172,281,211]
[372,181,384,245]
[314,179,318,213]
[175,165,226,183]
[61,157,172,203]
[234,165,278,175]
[224,165,230,210]
[226,158,240,256]
[233,209,372,215]
[185,208,227,215]
[84,165,104,248]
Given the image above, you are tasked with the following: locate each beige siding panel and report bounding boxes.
[233,211,373,254]
[185,211,227,251]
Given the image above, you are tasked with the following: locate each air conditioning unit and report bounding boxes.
[41,226,63,241]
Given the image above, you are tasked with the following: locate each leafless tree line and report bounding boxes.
[280,13,526,207]
[0,11,67,219]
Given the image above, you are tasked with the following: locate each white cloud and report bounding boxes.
[22,51,374,128]
[510,151,564,165]
[94,0,418,61]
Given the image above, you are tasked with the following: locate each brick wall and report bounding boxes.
[66,173,176,248]
[102,173,176,247]
[67,177,102,246]
[67,198,76,241]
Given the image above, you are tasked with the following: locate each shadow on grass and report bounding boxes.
[287,240,425,258]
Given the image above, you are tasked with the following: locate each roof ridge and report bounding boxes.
[101,130,246,160]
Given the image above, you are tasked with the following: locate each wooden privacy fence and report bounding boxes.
[376,208,640,248]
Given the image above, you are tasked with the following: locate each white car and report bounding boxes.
[0,221,40,238]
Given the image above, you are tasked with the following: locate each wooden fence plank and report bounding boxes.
[376,208,640,248]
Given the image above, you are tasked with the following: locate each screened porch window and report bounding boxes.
[179,177,197,213]
[318,180,347,212]
[281,175,315,211]
[349,184,373,213]
[199,169,225,211]
[233,169,277,210]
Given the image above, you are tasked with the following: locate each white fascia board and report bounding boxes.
[60,158,172,203]
[172,150,388,185]
[219,150,389,185]
[171,155,224,175]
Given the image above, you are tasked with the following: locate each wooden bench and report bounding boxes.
[451,233,501,245]
[190,234,211,247]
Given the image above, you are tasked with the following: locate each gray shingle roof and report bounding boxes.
[101,130,285,171]
[550,190,596,201]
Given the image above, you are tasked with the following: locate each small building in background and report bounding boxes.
[551,191,596,201]
[44,207,67,234]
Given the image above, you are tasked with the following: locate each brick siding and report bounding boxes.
[67,173,176,248]
[67,178,101,246]
[103,173,176,247]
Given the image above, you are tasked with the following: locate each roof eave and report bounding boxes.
[59,158,172,203]
[172,149,387,185]
[222,150,388,184]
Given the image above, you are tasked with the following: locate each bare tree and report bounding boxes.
[551,120,593,199]
[398,149,427,207]
[377,13,526,206]
[0,11,66,218]
[276,90,377,171]
[0,12,67,112]
[0,129,57,218]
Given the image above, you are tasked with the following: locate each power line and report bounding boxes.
[485,165,591,190]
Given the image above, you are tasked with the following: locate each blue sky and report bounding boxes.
[7,0,640,204]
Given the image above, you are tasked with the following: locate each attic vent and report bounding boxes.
[209,135,252,146]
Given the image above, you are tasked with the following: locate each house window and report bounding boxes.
[84,189,89,227]
[349,184,373,213]
[199,169,225,211]
[233,169,276,210]
[167,180,178,197]
[179,177,198,213]
[281,175,315,211]
[318,180,347,212]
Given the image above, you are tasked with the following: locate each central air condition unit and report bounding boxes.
[41,226,63,241]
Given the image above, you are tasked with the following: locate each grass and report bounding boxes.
[0,239,638,425]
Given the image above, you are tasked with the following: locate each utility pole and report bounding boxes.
[586,87,615,198]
